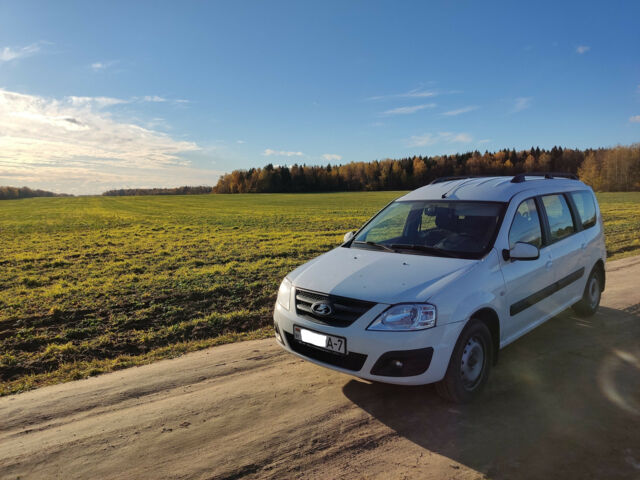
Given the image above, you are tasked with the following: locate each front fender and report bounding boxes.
[429,249,507,333]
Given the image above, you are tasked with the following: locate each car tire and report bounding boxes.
[435,319,493,404]
[572,269,602,317]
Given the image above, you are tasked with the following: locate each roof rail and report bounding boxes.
[429,175,484,185]
[510,172,579,184]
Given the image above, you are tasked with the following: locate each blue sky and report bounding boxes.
[0,0,638,194]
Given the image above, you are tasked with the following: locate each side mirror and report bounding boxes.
[504,242,539,261]
[343,231,356,243]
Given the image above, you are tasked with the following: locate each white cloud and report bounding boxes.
[478,138,491,144]
[382,103,436,115]
[442,105,479,116]
[576,45,590,54]
[0,88,205,194]
[322,154,342,161]
[139,96,190,105]
[68,93,188,106]
[511,97,532,113]
[366,88,438,101]
[142,95,167,103]
[236,140,246,144]
[263,149,304,157]
[90,60,118,72]
[630,115,640,123]
[449,132,473,143]
[67,95,128,108]
[407,132,472,147]
[0,43,41,63]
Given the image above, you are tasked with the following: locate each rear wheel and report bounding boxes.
[572,269,602,317]
[436,320,493,403]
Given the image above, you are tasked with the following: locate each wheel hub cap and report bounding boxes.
[460,336,485,389]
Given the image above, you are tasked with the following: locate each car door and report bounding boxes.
[500,197,557,342]
[539,193,585,308]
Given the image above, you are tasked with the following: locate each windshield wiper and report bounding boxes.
[389,243,459,258]
[353,240,397,253]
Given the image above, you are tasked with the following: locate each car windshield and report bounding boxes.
[351,200,505,259]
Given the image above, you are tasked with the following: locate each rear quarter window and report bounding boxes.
[541,194,576,242]
[570,191,597,229]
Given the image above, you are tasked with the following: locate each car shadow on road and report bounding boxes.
[343,306,640,479]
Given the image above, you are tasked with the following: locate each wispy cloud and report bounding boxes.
[366,88,438,101]
[322,153,342,161]
[442,105,479,116]
[236,140,246,144]
[511,97,532,113]
[66,94,188,107]
[576,45,591,54]
[478,138,491,144]
[0,88,204,194]
[90,60,118,72]
[263,149,304,157]
[382,103,436,115]
[139,96,190,105]
[142,95,167,103]
[0,43,41,63]
[408,132,473,147]
[67,95,128,108]
[630,115,640,123]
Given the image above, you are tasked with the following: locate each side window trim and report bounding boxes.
[564,192,584,233]
[534,196,551,247]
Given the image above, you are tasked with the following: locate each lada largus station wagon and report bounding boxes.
[273,174,606,403]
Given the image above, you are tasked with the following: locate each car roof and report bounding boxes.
[397,176,592,203]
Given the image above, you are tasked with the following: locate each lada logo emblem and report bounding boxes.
[311,302,334,316]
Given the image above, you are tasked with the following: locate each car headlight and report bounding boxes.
[277,278,292,310]
[367,304,436,331]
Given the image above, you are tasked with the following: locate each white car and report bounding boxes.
[273,174,606,403]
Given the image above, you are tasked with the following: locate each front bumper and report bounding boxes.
[273,302,465,386]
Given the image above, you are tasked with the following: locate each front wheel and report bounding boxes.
[572,269,602,317]
[436,320,493,403]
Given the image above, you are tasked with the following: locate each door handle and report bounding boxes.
[546,260,553,269]
[581,243,587,250]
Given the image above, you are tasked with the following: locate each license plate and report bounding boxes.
[293,326,347,355]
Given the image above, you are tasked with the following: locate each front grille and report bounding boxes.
[294,288,376,328]
[284,332,367,371]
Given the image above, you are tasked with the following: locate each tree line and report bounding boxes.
[215,144,640,193]
[0,186,72,200]
[102,186,215,196]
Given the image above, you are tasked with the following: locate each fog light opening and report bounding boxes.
[274,323,283,344]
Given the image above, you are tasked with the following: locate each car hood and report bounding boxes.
[288,246,477,304]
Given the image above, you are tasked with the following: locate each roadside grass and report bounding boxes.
[1,191,638,395]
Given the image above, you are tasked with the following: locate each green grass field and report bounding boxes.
[1,191,638,395]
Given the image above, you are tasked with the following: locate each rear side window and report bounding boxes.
[570,191,597,229]
[509,199,542,249]
[541,194,575,242]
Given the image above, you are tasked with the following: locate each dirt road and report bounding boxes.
[2,257,640,480]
